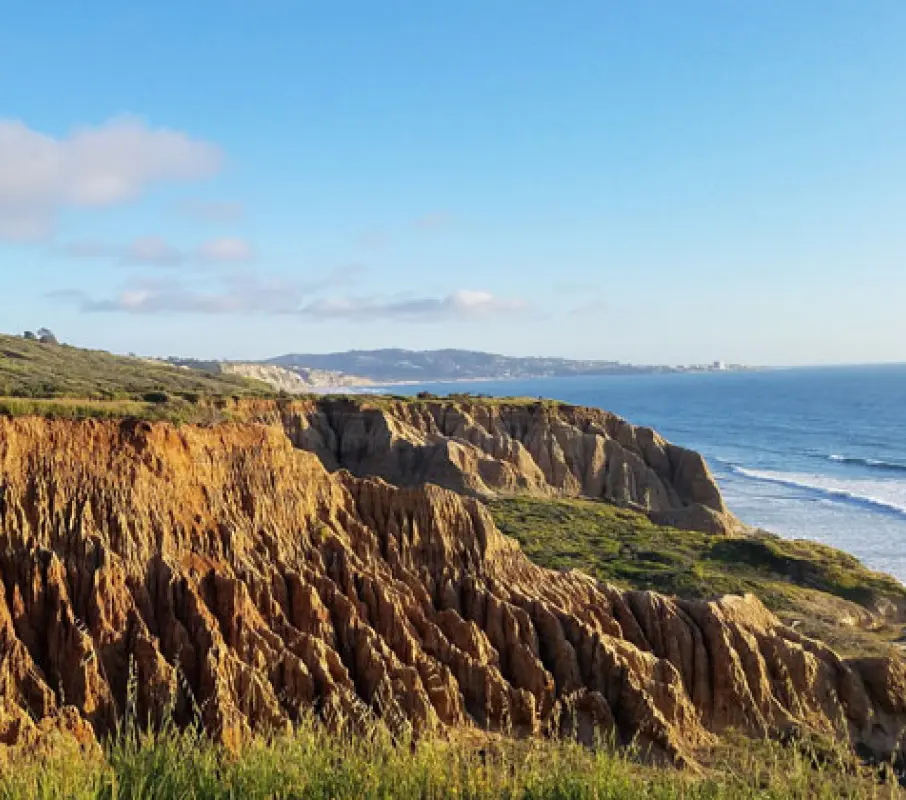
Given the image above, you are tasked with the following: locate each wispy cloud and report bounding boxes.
[197,236,255,264]
[50,269,524,323]
[569,299,606,318]
[59,235,256,267]
[0,116,221,241]
[51,273,305,315]
[122,236,186,267]
[299,290,525,321]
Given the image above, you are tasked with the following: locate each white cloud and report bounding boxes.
[448,290,524,314]
[0,116,221,241]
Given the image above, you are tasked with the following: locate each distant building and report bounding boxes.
[713,361,726,371]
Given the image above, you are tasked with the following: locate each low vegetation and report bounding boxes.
[0,333,267,401]
[1,717,898,799]
[491,497,906,656]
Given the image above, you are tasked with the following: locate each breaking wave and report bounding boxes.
[827,454,906,473]
[727,465,906,518]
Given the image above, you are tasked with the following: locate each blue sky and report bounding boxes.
[1,1,904,365]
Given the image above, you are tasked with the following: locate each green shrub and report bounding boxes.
[142,391,170,404]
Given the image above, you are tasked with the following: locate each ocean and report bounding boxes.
[382,365,906,584]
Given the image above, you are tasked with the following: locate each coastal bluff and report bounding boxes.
[0,407,905,767]
[267,397,735,535]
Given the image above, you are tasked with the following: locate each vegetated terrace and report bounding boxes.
[491,496,906,657]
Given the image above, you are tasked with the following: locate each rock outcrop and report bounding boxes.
[0,415,904,765]
[272,398,734,534]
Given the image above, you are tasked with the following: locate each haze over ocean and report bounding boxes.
[388,365,906,583]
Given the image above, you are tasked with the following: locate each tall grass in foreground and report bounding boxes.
[0,717,899,800]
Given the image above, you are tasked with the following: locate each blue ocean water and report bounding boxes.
[382,365,906,583]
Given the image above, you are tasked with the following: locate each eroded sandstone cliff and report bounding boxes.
[266,398,734,534]
[0,415,904,766]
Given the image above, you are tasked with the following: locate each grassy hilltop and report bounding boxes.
[0,333,267,399]
[0,333,269,422]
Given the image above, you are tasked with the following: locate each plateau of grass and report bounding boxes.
[490,497,906,656]
[0,718,898,799]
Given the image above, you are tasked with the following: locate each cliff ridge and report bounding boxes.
[273,398,734,534]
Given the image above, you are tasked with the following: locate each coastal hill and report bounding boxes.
[0,334,905,785]
[0,333,267,400]
[266,348,742,383]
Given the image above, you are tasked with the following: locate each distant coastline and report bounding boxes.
[263,349,760,387]
[155,349,762,395]
[359,365,763,393]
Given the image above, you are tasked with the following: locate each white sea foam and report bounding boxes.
[727,465,906,518]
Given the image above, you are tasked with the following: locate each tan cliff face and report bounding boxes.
[269,398,734,535]
[0,415,905,765]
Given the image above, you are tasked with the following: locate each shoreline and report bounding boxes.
[357,368,761,393]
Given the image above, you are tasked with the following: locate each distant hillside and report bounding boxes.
[0,334,268,400]
[167,359,372,393]
[267,348,641,382]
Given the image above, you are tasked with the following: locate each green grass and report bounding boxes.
[0,396,248,426]
[0,334,268,401]
[490,497,906,656]
[0,332,278,423]
[0,718,898,799]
